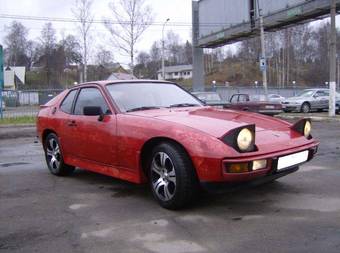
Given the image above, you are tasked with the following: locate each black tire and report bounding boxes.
[148,142,198,210]
[301,102,311,113]
[44,133,75,176]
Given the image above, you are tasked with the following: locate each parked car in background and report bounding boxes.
[282,89,333,113]
[268,94,285,103]
[37,80,318,209]
[225,93,283,116]
[336,99,340,114]
[192,91,229,108]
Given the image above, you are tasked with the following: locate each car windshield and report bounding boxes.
[106,82,202,112]
[297,90,315,97]
[250,95,267,101]
[197,93,221,101]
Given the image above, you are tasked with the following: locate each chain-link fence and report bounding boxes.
[0,89,64,119]
[214,86,323,101]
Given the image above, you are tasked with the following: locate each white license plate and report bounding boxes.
[277,150,309,171]
[265,105,275,109]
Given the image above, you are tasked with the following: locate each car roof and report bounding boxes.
[73,79,175,88]
[192,91,218,94]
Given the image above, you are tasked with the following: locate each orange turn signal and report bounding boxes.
[228,163,250,173]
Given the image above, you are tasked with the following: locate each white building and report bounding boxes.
[157,65,192,80]
[4,66,26,90]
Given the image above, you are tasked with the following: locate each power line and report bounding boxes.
[0,13,239,27]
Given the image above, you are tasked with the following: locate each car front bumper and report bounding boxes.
[196,141,318,186]
[258,109,283,115]
[200,166,299,193]
[282,104,301,111]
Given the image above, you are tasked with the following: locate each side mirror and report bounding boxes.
[313,95,318,99]
[83,106,104,121]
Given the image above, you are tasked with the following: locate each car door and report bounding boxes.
[314,90,329,109]
[57,89,78,156]
[319,90,329,109]
[68,86,118,166]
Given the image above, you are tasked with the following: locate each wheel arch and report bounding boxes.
[301,101,311,112]
[42,129,57,147]
[140,136,194,179]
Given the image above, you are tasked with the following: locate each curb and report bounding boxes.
[276,114,340,122]
[0,125,37,139]
[0,123,36,128]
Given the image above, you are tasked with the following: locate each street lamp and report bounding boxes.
[162,18,170,80]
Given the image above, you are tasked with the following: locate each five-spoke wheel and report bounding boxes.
[44,133,75,176]
[151,152,177,201]
[149,142,198,210]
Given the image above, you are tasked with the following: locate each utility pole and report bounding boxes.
[258,1,268,99]
[0,45,3,119]
[162,18,170,80]
[329,0,336,117]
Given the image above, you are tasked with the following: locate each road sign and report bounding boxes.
[259,57,266,71]
[197,0,340,48]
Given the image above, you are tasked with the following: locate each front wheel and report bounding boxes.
[301,102,311,113]
[44,133,75,176]
[149,143,198,210]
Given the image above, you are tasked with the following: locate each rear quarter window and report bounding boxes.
[60,89,77,114]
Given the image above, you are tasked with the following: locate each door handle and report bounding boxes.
[67,120,77,127]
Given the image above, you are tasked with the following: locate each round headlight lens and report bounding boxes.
[237,128,253,151]
[304,121,311,137]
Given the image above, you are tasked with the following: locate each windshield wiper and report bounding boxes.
[168,103,200,108]
[126,106,161,112]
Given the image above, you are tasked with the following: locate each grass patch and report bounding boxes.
[0,116,36,125]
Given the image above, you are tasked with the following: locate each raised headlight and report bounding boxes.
[237,128,254,151]
[221,124,256,152]
[304,120,311,137]
[291,118,312,139]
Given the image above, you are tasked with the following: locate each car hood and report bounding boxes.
[284,96,306,102]
[129,107,290,138]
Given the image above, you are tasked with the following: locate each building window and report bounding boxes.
[174,72,178,76]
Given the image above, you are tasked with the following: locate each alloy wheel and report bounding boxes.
[46,138,61,172]
[151,152,176,201]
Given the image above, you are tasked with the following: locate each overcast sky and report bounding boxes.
[0,0,193,66]
[0,0,337,67]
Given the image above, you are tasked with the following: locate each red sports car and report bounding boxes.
[37,81,319,209]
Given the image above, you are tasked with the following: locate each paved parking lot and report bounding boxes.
[1,121,340,253]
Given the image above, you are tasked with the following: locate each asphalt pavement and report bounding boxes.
[0,121,340,253]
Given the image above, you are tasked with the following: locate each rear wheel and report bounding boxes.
[148,142,198,210]
[44,133,75,176]
[301,102,311,113]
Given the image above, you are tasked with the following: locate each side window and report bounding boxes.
[74,88,110,115]
[60,89,77,114]
[239,95,248,102]
[230,95,238,103]
[316,91,327,97]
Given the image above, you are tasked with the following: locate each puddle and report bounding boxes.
[0,162,30,168]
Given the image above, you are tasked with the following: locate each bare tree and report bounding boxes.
[72,0,94,82]
[104,0,153,73]
[4,21,28,66]
[40,22,57,87]
[95,47,115,67]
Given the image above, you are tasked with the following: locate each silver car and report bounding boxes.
[282,89,333,113]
